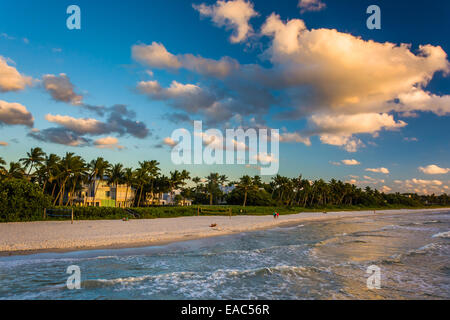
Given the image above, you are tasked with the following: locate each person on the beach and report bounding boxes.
[276,212,279,219]
[273,212,277,219]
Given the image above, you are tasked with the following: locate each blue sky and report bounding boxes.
[0,0,449,194]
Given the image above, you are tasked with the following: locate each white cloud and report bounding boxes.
[193,0,258,43]
[132,42,182,69]
[45,114,104,134]
[133,43,239,78]
[341,159,360,166]
[261,13,307,55]
[137,80,217,114]
[259,14,449,147]
[163,137,178,147]
[365,167,390,174]
[309,113,407,136]
[180,54,239,78]
[418,164,450,175]
[298,0,326,14]
[0,100,34,127]
[93,136,124,150]
[252,152,278,164]
[132,10,450,152]
[393,178,447,195]
[278,132,311,146]
[297,113,406,152]
[194,130,247,151]
[380,185,392,193]
[409,178,443,186]
[0,56,32,92]
[319,135,364,153]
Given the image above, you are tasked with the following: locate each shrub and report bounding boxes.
[0,178,52,222]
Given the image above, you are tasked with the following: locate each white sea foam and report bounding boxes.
[432,231,450,238]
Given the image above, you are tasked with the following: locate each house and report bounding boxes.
[76,180,135,207]
[69,180,192,207]
[150,190,192,206]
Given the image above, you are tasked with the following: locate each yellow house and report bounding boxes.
[78,180,135,207]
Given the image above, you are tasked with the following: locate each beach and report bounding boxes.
[0,208,448,255]
[1,208,449,299]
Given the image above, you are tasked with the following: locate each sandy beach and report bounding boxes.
[0,208,448,255]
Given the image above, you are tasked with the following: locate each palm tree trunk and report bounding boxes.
[115,183,118,207]
[309,192,315,206]
[69,177,78,206]
[138,184,144,207]
[51,182,57,199]
[124,185,129,208]
[27,164,33,177]
[243,191,248,207]
[93,179,101,206]
[68,181,76,206]
[54,178,68,206]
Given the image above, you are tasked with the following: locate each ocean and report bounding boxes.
[0,210,449,299]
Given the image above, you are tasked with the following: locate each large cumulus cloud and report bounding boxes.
[131,1,450,152]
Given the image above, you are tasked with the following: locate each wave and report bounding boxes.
[178,243,308,258]
[379,242,445,265]
[406,243,443,256]
[431,231,450,239]
[380,225,428,232]
[81,265,328,289]
[423,220,442,224]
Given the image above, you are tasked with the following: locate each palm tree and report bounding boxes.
[107,163,124,207]
[237,175,257,207]
[168,170,190,203]
[66,157,87,206]
[0,157,6,176]
[89,157,111,205]
[20,147,46,177]
[192,176,201,191]
[300,179,311,207]
[219,174,228,187]
[154,175,170,204]
[37,154,61,193]
[122,167,134,207]
[53,153,84,206]
[180,187,194,205]
[7,162,25,179]
[252,175,262,188]
[146,160,160,204]
[205,173,221,205]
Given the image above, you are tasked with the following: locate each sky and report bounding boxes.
[0,0,449,194]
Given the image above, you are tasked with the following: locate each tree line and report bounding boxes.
[1,147,449,208]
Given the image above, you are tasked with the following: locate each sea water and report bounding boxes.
[0,210,448,299]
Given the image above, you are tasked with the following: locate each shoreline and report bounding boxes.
[1,207,448,257]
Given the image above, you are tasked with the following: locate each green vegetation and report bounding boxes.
[0,148,449,222]
[0,178,52,222]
